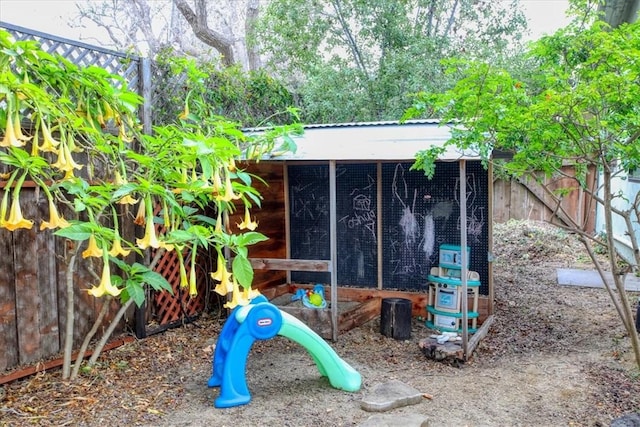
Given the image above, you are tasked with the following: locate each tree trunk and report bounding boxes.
[62,246,80,379]
[600,0,640,27]
[174,0,236,66]
[245,0,262,70]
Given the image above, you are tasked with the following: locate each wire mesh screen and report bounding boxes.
[336,163,378,287]
[381,161,489,293]
[288,164,331,284]
[287,161,489,293]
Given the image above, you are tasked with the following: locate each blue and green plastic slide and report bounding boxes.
[207,295,362,408]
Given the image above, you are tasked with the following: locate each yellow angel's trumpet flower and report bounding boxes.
[178,101,189,121]
[178,255,188,289]
[237,207,258,231]
[102,101,115,121]
[215,175,241,202]
[12,109,32,144]
[133,200,146,226]
[189,266,198,297]
[108,233,131,257]
[62,143,83,171]
[0,189,9,228]
[38,118,60,153]
[214,210,223,233]
[13,109,32,145]
[114,171,126,186]
[212,263,233,296]
[3,200,34,231]
[212,170,223,194]
[118,123,133,143]
[51,140,82,177]
[82,234,103,258]
[118,194,139,205]
[3,174,33,231]
[223,280,254,309]
[227,157,236,172]
[210,255,226,282]
[0,172,17,229]
[223,280,242,309]
[1,111,25,148]
[88,255,121,298]
[40,199,70,230]
[136,216,160,249]
[136,199,160,250]
[243,286,261,302]
[50,141,67,170]
[187,248,198,297]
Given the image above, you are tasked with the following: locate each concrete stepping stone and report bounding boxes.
[360,379,424,412]
[359,413,430,427]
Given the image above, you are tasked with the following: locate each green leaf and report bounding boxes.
[235,231,269,247]
[232,255,254,289]
[125,280,146,307]
[54,224,92,241]
[142,270,174,293]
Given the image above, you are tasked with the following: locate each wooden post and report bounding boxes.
[380,298,412,340]
[459,159,469,358]
[329,160,338,342]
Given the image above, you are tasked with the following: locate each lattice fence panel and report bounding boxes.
[1,22,140,90]
[150,205,209,327]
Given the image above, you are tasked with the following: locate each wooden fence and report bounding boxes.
[0,22,210,374]
[493,166,597,233]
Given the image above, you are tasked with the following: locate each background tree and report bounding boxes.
[404,1,640,370]
[253,0,528,123]
[74,0,262,69]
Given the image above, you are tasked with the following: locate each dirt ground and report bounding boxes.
[1,220,639,427]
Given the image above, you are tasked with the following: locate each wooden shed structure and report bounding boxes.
[237,120,494,345]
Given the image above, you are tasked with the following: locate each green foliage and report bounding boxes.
[405,17,640,184]
[152,51,296,128]
[254,0,528,123]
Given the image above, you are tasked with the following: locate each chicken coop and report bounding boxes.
[233,120,495,345]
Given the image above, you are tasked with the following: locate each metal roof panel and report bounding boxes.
[257,120,482,161]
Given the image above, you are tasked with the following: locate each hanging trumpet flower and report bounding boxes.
[133,199,146,226]
[108,234,130,258]
[176,250,189,289]
[108,207,130,258]
[1,103,25,148]
[212,255,233,296]
[88,250,121,298]
[1,171,33,231]
[189,244,198,297]
[117,194,138,205]
[0,170,16,229]
[82,234,103,258]
[215,174,241,202]
[223,278,259,309]
[12,105,32,145]
[50,132,82,179]
[237,206,258,231]
[136,197,161,250]
[38,117,61,153]
[40,197,70,230]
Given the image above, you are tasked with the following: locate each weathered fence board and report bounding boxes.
[493,165,596,233]
[13,190,41,365]
[0,229,18,371]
